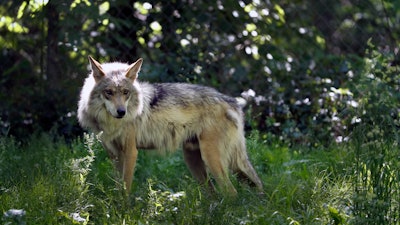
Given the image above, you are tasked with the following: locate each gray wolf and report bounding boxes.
[77,56,263,195]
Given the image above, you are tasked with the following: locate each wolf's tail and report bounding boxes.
[231,134,263,191]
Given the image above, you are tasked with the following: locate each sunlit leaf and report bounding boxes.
[138,37,146,45]
[17,1,27,19]
[246,23,257,32]
[243,4,254,13]
[102,19,109,26]
[315,35,326,47]
[134,2,150,15]
[99,2,109,15]
[71,0,90,10]
[0,16,29,33]
[273,4,285,23]
[150,21,162,32]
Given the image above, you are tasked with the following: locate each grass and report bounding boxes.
[0,131,398,224]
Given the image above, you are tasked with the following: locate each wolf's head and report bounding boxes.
[88,56,143,119]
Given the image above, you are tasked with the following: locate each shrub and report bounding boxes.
[351,43,400,224]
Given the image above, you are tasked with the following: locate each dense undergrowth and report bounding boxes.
[1,129,397,225]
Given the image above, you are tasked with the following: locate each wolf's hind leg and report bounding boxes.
[183,137,215,191]
[198,130,237,196]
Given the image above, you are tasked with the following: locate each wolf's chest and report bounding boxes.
[96,118,129,141]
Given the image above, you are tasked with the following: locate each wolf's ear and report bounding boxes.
[88,56,105,82]
[126,58,143,81]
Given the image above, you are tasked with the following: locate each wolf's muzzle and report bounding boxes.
[116,108,126,118]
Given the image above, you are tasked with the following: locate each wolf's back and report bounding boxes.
[142,82,240,110]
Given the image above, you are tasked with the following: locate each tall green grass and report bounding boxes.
[0,130,396,224]
[352,120,400,224]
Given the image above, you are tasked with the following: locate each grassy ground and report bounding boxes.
[0,131,398,224]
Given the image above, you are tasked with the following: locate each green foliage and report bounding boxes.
[0,132,361,224]
[352,134,400,225]
[1,2,399,223]
[0,0,399,146]
[350,42,400,224]
[0,128,398,224]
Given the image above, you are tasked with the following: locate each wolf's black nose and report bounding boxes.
[117,108,126,117]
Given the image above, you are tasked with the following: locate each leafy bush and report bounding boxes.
[350,42,400,224]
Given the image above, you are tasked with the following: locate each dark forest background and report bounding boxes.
[0,0,399,145]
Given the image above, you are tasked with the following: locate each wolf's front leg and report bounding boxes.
[120,129,138,194]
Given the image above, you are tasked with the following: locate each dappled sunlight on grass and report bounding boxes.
[0,130,398,224]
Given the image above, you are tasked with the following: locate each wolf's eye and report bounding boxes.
[104,89,113,96]
[122,90,130,95]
